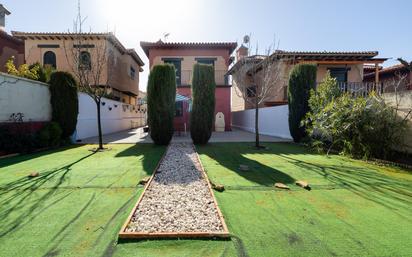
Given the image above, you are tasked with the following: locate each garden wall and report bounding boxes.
[75,93,146,140]
[0,73,146,141]
[231,105,292,139]
[383,91,412,153]
[0,72,51,122]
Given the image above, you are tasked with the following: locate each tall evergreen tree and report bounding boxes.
[288,64,317,142]
[147,64,176,145]
[190,64,216,144]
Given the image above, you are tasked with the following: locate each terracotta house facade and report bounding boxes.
[140,41,237,131]
[12,31,144,105]
[230,48,386,111]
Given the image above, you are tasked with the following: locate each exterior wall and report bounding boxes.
[147,47,233,131]
[0,32,24,72]
[0,73,146,140]
[383,91,412,153]
[176,87,231,131]
[0,72,50,122]
[75,93,146,140]
[231,81,245,111]
[316,64,363,83]
[150,49,229,86]
[232,61,365,110]
[232,105,292,139]
[22,37,141,102]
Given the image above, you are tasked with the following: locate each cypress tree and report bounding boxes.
[190,64,216,144]
[288,64,317,142]
[147,64,176,145]
[49,71,79,139]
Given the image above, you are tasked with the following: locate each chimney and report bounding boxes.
[236,44,248,61]
[0,4,11,31]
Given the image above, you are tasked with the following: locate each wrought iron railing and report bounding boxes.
[316,82,384,97]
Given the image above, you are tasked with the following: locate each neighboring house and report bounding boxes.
[140,40,237,131]
[137,90,147,112]
[12,31,144,105]
[0,5,24,72]
[364,64,412,91]
[229,47,387,111]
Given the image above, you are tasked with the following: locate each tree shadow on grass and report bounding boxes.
[0,145,83,169]
[198,143,298,186]
[42,193,96,257]
[0,151,96,238]
[198,142,412,217]
[277,154,412,218]
[114,144,166,177]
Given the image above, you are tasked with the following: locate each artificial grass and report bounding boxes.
[0,144,167,257]
[197,142,412,257]
[1,142,411,257]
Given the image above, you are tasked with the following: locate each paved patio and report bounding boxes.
[77,127,291,144]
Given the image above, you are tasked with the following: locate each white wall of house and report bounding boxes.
[232,105,292,139]
[0,72,51,122]
[74,93,146,140]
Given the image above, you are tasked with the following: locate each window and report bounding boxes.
[328,68,348,83]
[162,58,182,85]
[43,51,56,69]
[175,101,183,117]
[130,66,136,80]
[196,58,216,67]
[80,51,91,70]
[247,85,256,98]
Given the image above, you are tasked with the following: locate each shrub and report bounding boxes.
[288,64,317,142]
[305,74,408,159]
[29,63,54,83]
[49,72,79,139]
[37,122,62,147]
[147,64,176,145]
[5,57,39,81]
[190,64,216,144]
[0,125,37,153]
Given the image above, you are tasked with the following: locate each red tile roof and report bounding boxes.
[271,50,384,62]
[140,40,238,57]
[0,30,23,46]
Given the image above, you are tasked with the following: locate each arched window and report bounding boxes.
[80,51,91,70]
[43,51,56,68]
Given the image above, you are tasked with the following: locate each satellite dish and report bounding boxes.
[243,35,250,44]
[163,32,170,41]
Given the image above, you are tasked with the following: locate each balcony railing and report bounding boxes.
[316,82,384,97]
[180,70,228,86]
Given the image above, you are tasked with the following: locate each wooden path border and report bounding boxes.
[118,143,230,239]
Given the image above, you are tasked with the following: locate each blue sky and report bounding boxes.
[3,0,411,90]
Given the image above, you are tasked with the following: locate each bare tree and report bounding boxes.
[397,58,412,88]
[63,2,115,150]
[231,36,286,148]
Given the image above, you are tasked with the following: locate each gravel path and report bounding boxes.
[125,143,225,233]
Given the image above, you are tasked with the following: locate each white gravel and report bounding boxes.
[125,143,224,233]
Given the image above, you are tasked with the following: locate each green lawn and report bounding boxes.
[0,143,411,257]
